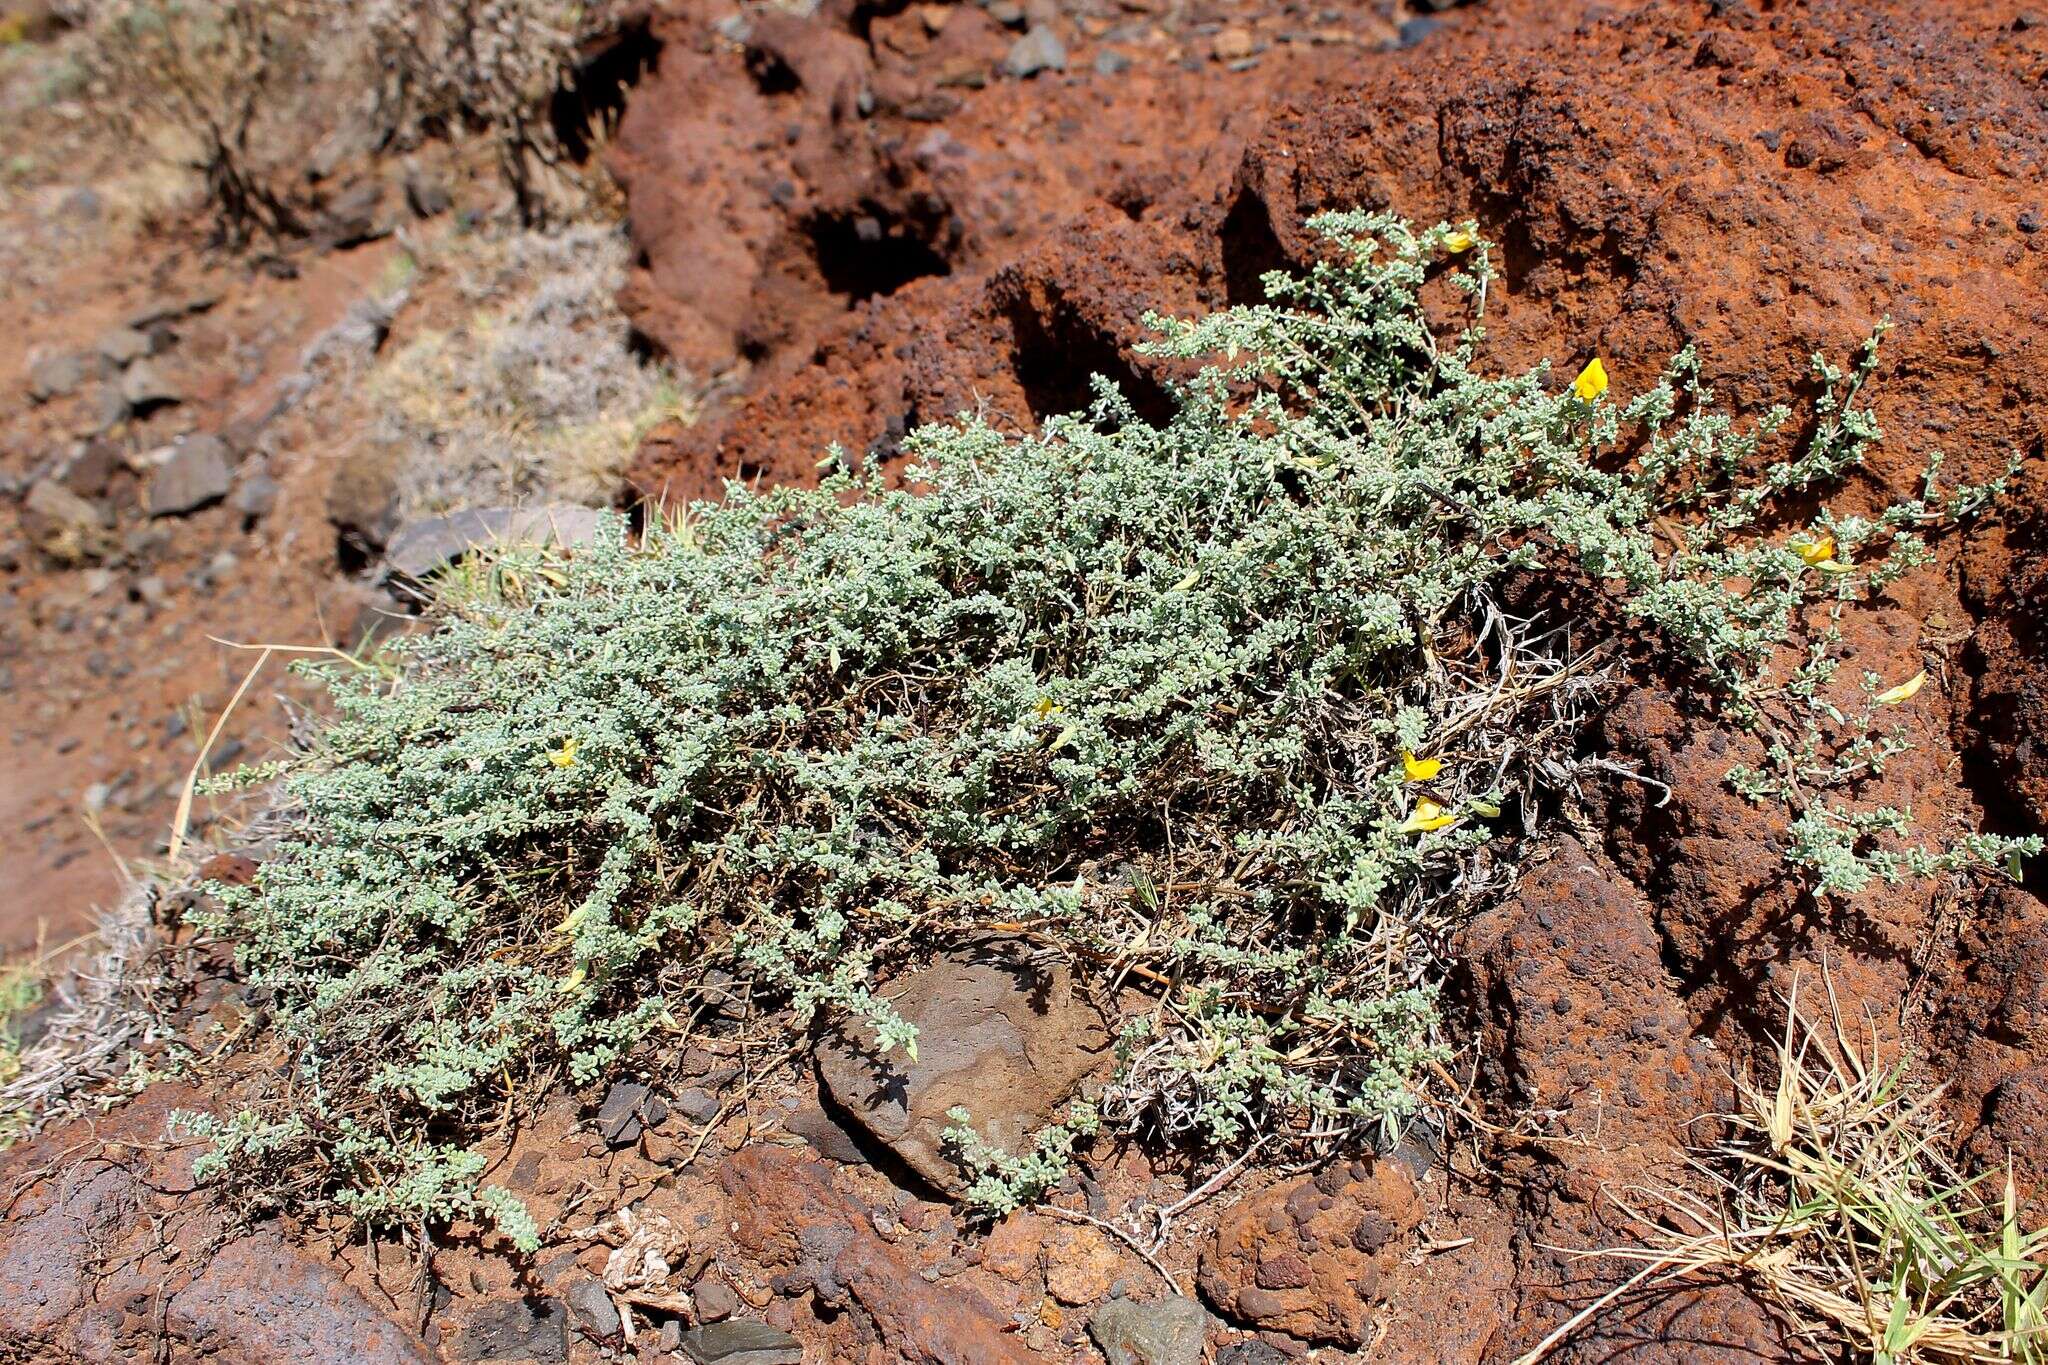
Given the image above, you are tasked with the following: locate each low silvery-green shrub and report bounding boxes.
[178,212,2037,1238]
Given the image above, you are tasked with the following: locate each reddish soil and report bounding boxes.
[0,121,507,954]
[0,230,403,952]
[3,0,2046,1361]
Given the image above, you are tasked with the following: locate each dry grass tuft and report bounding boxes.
[1531,977,2048,1364]
[365,223,688,515]
[0,886,179,1147]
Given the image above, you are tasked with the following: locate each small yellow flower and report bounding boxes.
[1572,358,1609,403]
[547,737,581,768]
[1468,797,1502,819]
[1874,670,1927,705]
[1398,798,1460,834]
[1794,535,1836,565]
[1033,697,1063,718]
[1443,229,1476,254]
[556,962,588,993]
[1401,751,1442,782]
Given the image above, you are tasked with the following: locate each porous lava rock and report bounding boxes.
[1458,838,1724,1198]
[612,0,1402,501]
[1196,1158,1422,1348]
[717,1143,1039,1363]
[1958,469,2048,828]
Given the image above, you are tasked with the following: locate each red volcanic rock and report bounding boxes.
[610,0,1397,501]
[718,1143,1039,1364]
[1197,1159,1421,1348]
[0,1087,427,1363]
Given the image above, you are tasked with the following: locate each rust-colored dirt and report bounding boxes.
[3,0,2046,1360]
[0,230,404,953]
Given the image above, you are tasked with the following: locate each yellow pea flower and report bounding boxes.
[1794,535,1836,565]
[1033,697,1063,718]
[1401,750,1442,782]
[1398,798,1460,834]
[556,962,587,993]
[1874,670,1927,705]
[547,737,580,768]
[1444,229,1475,254]
[1572,358,1609,403]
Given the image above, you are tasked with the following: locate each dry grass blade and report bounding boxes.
[167,645,273,864]
[0,885,178,1147]
[1527,974,2048,1364]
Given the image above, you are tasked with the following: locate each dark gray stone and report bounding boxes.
[783,1099,867,1166]
[231,470,281,520]
[1216,1343,1291,1365]
[96,326,152,367]
[676,1321,803,1365]
[1386,1110,1442,1179]
[561,1276,620,1342]
[451,1296,566,1362]
[673,1086,722,1124]
[27,351,89,402]
[119,359,183,412]
[384,505,608,581]
[147,436,232,517]
[1000,26,1067,78]
[594,1079,668,1147]
[87,383,128,431]
[1397,16,1443,46]
[1088,1296,1211,1365]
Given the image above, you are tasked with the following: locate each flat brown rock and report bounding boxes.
[815,936,1111,1194]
